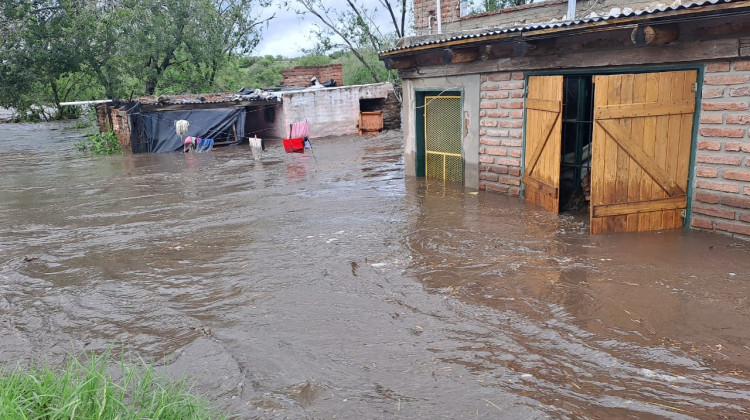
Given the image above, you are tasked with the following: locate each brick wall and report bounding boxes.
[691,59,750,238]
[111,107,131,152]
[281,64,344,87]
[477,72,525,195]
[95,104,132,152]
[413,0,460,35]
[96,104,111,132]
[412,0,665,34]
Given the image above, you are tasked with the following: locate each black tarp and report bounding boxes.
[143,108,246,153]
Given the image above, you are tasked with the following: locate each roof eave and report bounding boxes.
[380,0,750,59]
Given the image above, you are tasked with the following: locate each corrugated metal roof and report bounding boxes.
[381,0,738,55]
[135,92,279,106]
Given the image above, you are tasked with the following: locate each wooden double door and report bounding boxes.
[523,70,697,234]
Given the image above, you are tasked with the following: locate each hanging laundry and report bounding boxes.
[196,138,214,152]
[175,120,190,137]
[289,121,310,139]
[283,137,305,154]
[249,135,263,161]
[183,136,195,152]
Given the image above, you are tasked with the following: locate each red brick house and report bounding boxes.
[380,0,750,238]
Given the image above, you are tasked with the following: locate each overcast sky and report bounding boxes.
[254,0,405,58]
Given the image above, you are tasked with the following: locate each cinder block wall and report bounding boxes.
[691,59,750,237]
[281,64,344,87]
[477,72,525,195]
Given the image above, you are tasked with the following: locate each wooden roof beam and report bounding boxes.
[442,47,479,64]
[631,24,679,45]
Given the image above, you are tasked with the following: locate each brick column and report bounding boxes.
[691,59,750,238]
[477,72,525,195]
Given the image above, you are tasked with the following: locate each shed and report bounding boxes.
[97,82,400,153]
[97,92,280,154]
[380,0,750,239]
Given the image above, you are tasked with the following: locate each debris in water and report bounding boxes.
[484,399,502,411]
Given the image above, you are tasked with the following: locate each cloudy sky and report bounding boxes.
[254,0,406,58]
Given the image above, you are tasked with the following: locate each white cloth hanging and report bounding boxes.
[175,120,190,137]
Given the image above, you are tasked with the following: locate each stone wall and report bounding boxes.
[691,59,750,237]
[281,64,344,88]
[477,72,525,195]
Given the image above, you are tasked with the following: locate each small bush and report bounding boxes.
[76,131,123,155]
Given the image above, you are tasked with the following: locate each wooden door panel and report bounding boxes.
[591,70,697,234]
[524,76,563,214]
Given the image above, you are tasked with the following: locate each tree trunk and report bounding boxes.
[144,75,158,96]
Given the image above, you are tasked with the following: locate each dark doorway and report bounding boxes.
[360,98,385,112]
[560,75,594,212]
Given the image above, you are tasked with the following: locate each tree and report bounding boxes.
[0,0,95,119]
[289,0,407,84]
[0,0,272,118]
[119,0,271,95]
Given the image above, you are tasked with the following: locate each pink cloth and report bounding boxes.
[183,136,193,152]
[290,121,310,138]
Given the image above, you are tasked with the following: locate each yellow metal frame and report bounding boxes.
[424,95,462,183]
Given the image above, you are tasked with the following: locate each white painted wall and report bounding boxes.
[274,83,394,138]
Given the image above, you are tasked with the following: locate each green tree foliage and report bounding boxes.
[469,0,532,14]
[0,0,270,119]
[290,0,406,85]
[0,0,95,119]
[294,54,332,67]
[219,54,293,89]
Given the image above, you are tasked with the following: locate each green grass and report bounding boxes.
[0,351,226,420]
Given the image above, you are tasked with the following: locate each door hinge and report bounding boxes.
[680,209,687,219]
[691,83,698,93]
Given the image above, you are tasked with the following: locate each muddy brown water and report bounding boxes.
[1,121,749,419]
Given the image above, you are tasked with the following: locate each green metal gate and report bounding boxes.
[424,96,462,183]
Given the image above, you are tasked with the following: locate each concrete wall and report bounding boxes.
[402,75,481,189]
[691,59,750,237]
[276,83,395,139]
[281,64,344,87]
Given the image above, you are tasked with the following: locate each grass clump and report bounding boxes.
[0,351,225,420]
[75,130,123,155]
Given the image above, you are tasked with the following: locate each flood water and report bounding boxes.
[1,121,749,419]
